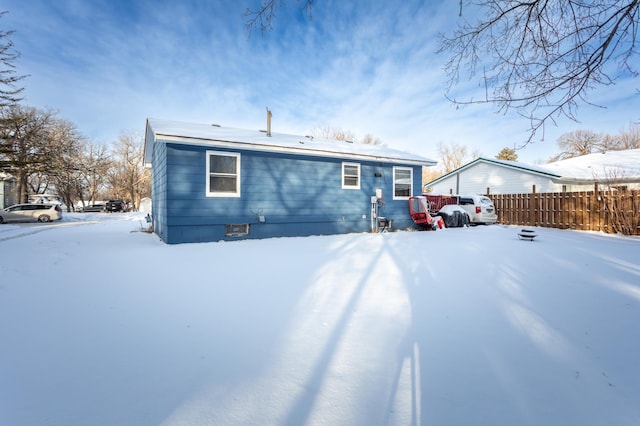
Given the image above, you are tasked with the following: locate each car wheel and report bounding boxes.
[38,214,51,223]
[0,216,4,224]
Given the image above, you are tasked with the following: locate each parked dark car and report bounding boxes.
[80,204,105,212]
[105,199,125,212]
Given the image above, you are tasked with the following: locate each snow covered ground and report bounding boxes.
[1,212,639,426]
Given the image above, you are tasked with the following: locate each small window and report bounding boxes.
[342,162,360,189]
[225,224,249,236]
[206,151,240,197]
[393,167,413,199]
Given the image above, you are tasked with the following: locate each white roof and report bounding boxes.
[541,149,640,182]
[426,157,561,186]
[426,149,640,186]
[144,118,436,166]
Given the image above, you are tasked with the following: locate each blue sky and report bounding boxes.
[5,0,639,166]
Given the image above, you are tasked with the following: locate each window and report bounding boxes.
[342,162,360,189]
[393,167,413,199]
[225,224,249,236]
[206,151,240,197]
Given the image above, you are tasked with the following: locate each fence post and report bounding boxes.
[532,185,538,226]
[593,183,600,232]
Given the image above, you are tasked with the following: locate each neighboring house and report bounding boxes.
[144,118,436,244]
[425,149,640,195]
[0,173,17,209]
[424,157,561,195]
[542,149,640,191]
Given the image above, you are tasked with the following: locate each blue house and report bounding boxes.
[144,118,436,244]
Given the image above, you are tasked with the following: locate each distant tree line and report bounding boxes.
[309,125,382,145]
[0,12,150,211]
[0,105,150,211]
[549,123,640,161]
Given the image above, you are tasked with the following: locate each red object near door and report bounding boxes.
[408,196,435,229]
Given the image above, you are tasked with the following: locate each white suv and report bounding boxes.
[457,195,497,224]
[0,203,63,223]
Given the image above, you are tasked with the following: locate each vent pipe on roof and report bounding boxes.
[266,107,272,137]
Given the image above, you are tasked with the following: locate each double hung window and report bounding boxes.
[206,151,240,197]
[393,167,412,199]
[342,162,361,189]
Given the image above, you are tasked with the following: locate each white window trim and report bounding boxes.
[206,150,241,197]
[392,166,413,200]
[342,162,361,189]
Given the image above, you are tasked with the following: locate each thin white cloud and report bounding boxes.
[5,0,639,164]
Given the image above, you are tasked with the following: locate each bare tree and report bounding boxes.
[106,132,150,211]
[613,122,640,149]
[549,129,604,161]
[422,166,444,185]
[309,125,383,145]
[244,2,638,144]
[46,118,86,211]
[600,133,620,152]
[78,142,111,205]
[438,142,470,173]
[0,105,56,203]
[550,123,640,161]
[599,122,640,151]
[361,133,382,145]
[593,166,638,235]
[309,125,356,142]
[439,1,640,144]
[0,11,27,107]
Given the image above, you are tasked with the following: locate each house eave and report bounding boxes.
[151,133,436,167]
[552,176,640,185]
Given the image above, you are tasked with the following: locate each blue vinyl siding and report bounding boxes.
[151,141,168,242]
[153,141,422,243]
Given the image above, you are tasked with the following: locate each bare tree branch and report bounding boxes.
[440,1,640,145]
[244,0,314,36]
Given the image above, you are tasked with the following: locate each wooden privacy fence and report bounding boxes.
[489,190,640,236]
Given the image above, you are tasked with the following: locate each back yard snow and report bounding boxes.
[1,213,638,426]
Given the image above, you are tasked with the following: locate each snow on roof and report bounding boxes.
[425,157,561,186]
[541,149,640,182]
[426,149,640,187]
[476,157,562,177]
[144,118,436,166]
